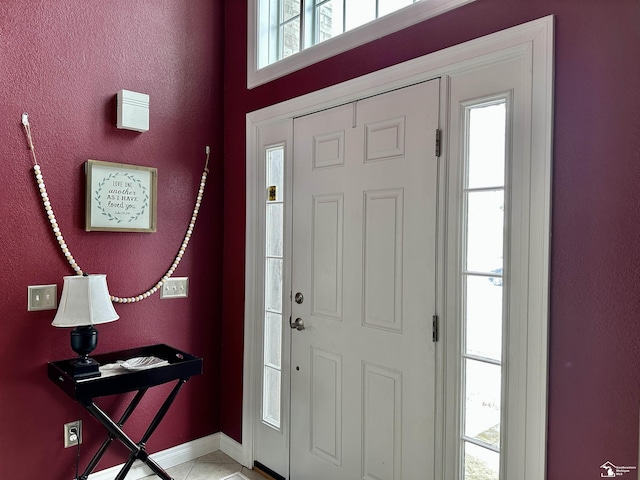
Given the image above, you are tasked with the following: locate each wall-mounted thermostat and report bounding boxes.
[117,89,149,132]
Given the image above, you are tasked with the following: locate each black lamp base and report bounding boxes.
[70,326,101,379]
[69,356,101,379]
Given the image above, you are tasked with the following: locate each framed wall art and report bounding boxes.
[85,160,157,232]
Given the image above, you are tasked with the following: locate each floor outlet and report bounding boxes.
[160,277,189,299]
[64,420,82,448]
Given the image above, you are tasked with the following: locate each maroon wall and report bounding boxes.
[0,1,223,478]
[222,1,640,478]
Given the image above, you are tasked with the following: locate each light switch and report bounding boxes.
[160,277,189,299]
[28,284,57,311]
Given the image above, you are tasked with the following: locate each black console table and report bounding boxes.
[48,344,203,480]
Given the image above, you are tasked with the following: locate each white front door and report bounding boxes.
[290,79,440,480]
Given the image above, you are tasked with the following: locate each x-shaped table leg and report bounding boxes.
[77,379,187,480]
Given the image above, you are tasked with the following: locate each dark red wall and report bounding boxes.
[222,1,640,478]
[0,1,223,478]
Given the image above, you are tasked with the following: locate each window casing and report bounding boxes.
[245,17,553,480]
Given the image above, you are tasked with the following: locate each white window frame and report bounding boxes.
[458,96,510,476]
[248,123,294,476]
[436,24,553,480]
[243,16,553,478]
[247,0,477,88]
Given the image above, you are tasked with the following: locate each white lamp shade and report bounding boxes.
[52,274,120,327]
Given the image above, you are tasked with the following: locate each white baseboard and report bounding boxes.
[88,433,221,480]
[220,433,250,467]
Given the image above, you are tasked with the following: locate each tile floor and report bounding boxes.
[140,451,265,480]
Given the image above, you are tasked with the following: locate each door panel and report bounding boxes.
[311,193,344,320]
[363,188,404,331]
[291,79,440,480]
[310,346,342,465]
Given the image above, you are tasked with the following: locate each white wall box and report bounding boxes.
[117,89,149,132]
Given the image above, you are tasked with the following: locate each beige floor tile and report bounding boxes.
[134,451,268,480]
[185,461,243,480]
[138,459,195,480]
[196,450,238,464]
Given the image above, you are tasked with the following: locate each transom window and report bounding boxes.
[260,0,421,68]
[249,0,477,87]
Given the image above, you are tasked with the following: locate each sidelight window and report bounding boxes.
[262,145,285,430]
[461,100,507,480]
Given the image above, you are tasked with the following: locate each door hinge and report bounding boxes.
[432,315,439,342]
[435,129,442,157]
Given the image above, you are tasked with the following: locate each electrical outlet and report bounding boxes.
[160,277,189,299]
[27,284,57,311]
[64,420,82,448]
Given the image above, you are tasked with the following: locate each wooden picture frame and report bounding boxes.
[85,160,157,232]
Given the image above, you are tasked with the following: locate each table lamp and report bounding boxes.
[52,274,119,379]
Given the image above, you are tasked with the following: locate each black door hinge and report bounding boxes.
[435,129,442,158]
[432,315,439,342]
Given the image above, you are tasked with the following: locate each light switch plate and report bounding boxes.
[160,277,189,299]
[28,284,57,311]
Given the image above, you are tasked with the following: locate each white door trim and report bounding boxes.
[243,15,553,478]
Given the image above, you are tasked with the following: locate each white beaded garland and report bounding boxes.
[31,152,209,304]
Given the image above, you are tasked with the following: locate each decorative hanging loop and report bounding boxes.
[22,113,210,304]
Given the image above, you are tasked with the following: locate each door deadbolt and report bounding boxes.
[294,292,304,304]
